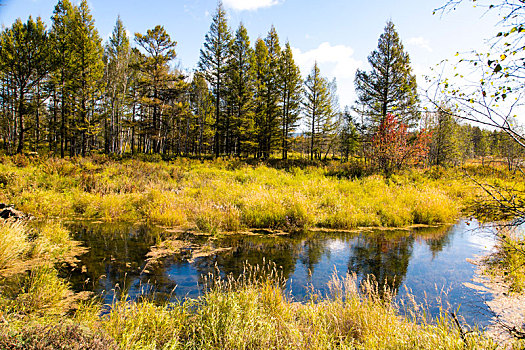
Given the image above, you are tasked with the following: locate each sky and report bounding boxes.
[0,0,504,109]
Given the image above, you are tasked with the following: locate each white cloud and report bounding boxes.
[292,42,363,108]
[223,0,281,11]
[407,37,433,52]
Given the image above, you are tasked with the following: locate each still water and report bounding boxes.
[65,219,496,327]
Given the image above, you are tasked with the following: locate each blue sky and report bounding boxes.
[0,0,502,108]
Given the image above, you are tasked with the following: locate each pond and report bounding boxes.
[64,219,496,327]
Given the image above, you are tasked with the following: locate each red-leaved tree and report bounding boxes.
[371,114,432,175]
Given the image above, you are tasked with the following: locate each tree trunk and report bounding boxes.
[16,90,24,154]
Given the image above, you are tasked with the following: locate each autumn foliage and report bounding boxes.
[371,113,432,175]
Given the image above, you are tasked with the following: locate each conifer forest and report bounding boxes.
[0,0,519,168]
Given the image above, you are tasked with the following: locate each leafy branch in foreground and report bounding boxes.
[431,0,525,148]
[431,2,525,342]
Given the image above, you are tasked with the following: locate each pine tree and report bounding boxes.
[198,2,232,157]
[104,16,130,154]
[190,72,214,156]
[354,20,419,127]
[260,26,282,158]
[125,48,144,154]
[303,62,334,160]
[0,16,49,153]
[227,23,256,156]
[339,109,360,161]
[135,25,177,153]
[428,108,461,166]
[323,78,340,159]
[50,0,76,157]
[71,0,104,156]
[253,38,270,158]
[279,42,302,159]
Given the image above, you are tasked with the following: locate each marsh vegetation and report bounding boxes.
[0,156,522,349]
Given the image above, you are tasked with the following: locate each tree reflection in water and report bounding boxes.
[66,222,455,303]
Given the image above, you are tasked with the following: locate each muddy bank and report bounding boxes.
[466,258,525,348]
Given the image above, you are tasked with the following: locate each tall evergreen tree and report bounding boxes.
[260,26,282,158]
[0,16,49,153]
[71,0,104,156]
[125,48,143,154]
[135,25,177,153]
[303,62,334,160]
[354,20,419,127]
[339,109,360,161]
[190,72,214,156]
[50,0,76,157]
[104,16,130,154]
[427,108,461,166]
[227,23,256,156]
[279,42,302,159]
[198,2,232,157]
[323,78,340,158]
[253,38,270,158]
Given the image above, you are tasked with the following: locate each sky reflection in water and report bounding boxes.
[66,219,496,326]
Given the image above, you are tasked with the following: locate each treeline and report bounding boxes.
[0,0,339,159]
[0,0,519,167]
[338,107,524,171]
[424,110,524,170]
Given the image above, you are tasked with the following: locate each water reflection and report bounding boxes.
[348,233,414,292]
[65,222,172,301]
[65,220,495,325]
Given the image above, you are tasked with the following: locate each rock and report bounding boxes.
[0,204,32,221]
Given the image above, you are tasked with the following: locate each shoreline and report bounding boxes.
[466,257,525,347]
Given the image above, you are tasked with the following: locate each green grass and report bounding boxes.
[0,155,504,234]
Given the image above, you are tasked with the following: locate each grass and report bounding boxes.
[0,324,117,350]
[0,220,82,317]
[0,155,507,234]
[2,262,501,350]
[0,221,29,275]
